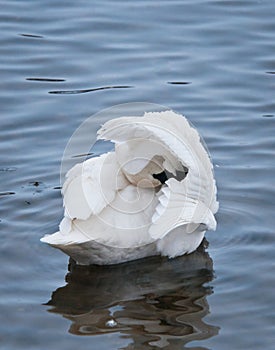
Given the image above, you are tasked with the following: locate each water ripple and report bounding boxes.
[19,33,44,39]
[48,85,133,95]
[26,77,66,82]
[1,0,275,348]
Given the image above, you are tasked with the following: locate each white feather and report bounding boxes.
[62,152,128,220]
[41,110,218,265]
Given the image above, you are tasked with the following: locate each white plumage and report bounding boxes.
[41,110,218,265]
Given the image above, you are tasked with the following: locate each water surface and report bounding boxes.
[1,0,275,349]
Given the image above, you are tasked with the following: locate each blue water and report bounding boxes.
[1,0,275,349]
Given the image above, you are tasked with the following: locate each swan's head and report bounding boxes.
[122,155,167,188]
[115,139,186,189]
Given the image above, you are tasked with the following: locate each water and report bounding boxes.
[1,0,275,349]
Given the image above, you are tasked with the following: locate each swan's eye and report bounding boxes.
[152,171,168,184]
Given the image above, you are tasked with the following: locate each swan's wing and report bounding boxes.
[98,110,218,213]
[98,110,218,257]
[62,152,128,221]
[41,152,129,245]
[148,176,217,258]
[150,177,217,240]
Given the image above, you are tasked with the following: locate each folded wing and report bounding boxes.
[98,110,218,255]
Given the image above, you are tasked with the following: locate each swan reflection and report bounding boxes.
[46,243,219,349]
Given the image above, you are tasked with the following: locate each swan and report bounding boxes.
[41,110,218,265]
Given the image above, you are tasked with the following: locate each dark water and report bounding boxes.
[1,0,275,349]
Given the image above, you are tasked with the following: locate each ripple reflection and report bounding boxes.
[46,244,219,349]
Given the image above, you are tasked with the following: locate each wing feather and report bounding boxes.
[149,177,217,240]
[62,152,128,221]
[98,110,218,214]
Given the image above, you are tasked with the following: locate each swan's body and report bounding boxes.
[41,111,218,265]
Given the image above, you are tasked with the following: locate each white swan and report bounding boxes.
[41,110,218,265]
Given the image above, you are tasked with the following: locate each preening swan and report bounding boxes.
[41,110,218,265]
